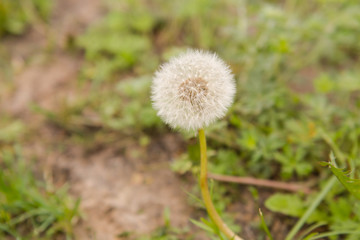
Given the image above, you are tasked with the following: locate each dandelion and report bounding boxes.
[152,49,242,240]
[151,49,235,131]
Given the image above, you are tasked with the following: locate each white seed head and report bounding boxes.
[151,49,236,131]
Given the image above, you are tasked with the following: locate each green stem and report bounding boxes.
[198,129,243,240]
[285,176,337,240]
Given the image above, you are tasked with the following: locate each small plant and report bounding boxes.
[324,153,360,200]
[151,49,241,240]
[0,0,52,36]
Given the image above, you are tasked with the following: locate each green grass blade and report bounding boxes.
[307,230,360,240]
[259,208,274,240]
[285,176,337,240]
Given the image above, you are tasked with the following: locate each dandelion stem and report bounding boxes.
[198,128,243,240]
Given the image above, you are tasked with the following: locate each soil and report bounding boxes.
[2,0,196,239]
[1,0,292,239]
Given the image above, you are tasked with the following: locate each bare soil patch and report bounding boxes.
[2,0,193,239]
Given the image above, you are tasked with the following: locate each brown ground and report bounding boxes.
[1,0,292,239]
[1,0,197,239]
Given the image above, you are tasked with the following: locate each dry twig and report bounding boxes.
[208,173,311,194]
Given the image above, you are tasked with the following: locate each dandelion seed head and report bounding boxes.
[151,49,235,131]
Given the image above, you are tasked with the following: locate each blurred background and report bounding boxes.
[1,0,360,239]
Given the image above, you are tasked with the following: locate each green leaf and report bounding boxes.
[314,74,335,93]
[0,121,26,142]
[265,193,304,217]
[324,161,360,200]
[190,218,216,235]
[170,154,193,175]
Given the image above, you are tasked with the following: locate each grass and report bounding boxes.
[1,0,360,239]
[0,146,80,240]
